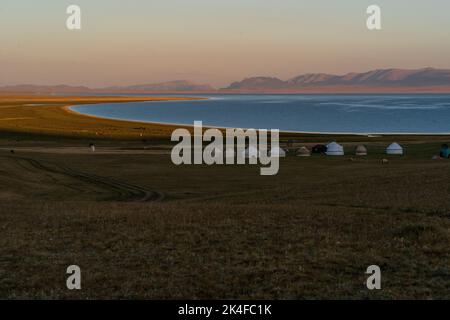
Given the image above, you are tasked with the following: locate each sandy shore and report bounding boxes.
[0,95,202,139]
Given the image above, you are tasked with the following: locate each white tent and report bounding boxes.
[297,146,311,157]
[242,146,259,159]
[211,147,223,157]
[355,145,368,156]
[386,142,403,155]
[225,148,235,158]
[326,142,344,156]
[269,147,286,157]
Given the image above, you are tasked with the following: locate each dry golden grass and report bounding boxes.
[0,95,449,299]
[0,95,202,139]
[0,144,449,299]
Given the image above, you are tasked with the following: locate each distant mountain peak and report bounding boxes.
[227,77,286,90]
[223,68,450,91]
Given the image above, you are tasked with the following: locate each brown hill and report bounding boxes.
[223,68,450,91]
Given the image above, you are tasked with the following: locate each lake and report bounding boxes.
[70,94,450,134]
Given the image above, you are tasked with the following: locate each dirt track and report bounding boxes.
[1,154,165,202]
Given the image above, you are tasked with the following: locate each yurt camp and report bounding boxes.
[326,142,344,156]
[355,145,368,156]
[386,142,404,155]
[269,146,286,157]
[297,146,311,157]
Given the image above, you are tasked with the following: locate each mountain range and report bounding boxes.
[224,68,450,92]
[2,68,450,94]
[0,80,214,94]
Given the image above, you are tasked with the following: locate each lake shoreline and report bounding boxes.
[1,94,450,142]
[0,95,200,140]
[68,104,450,136]
[69,94,450,137]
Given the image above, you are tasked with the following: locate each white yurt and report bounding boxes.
[386,142,403,155]
[269,147,286,157]
[297,146,311,157]
[211,147,223,158]
[326,142,344,156]
[225,148,235,158]
[242,146,259,159]
[355,145,368,156]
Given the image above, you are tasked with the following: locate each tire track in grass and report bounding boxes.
[2,155,165,202]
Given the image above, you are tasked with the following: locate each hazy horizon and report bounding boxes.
[2,0,450,87]
[3,66,450,90]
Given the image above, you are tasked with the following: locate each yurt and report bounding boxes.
[326,142,344,156]
[297,146,311,157]
[242,146,259,159]
[269,147,286,157]
[211,147,223,158]
[355,145,368,156]
[312,144,327,154]
[386,142,403,155]
[225,148,235,158]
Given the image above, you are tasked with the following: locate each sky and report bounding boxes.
[1,0,450,88]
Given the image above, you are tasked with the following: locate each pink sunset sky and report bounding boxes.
[1,0,449,87]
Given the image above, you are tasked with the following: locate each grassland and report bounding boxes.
[0,95,204,139]
[0,95,449,299]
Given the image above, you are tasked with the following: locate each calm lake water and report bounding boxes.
[70,94,450,134]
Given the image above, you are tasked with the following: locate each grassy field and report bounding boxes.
[0,95,449,299]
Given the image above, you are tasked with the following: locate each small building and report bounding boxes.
[269,147,286,157]
[312,144,327,154]
[326,142,344,156]
[242,146,259,159]
[225,148,235,158]
[386,142,403,155]
[439,144,449,158]
[355,145,368,156]
[211,147,223,158]
[297,146,311,157]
